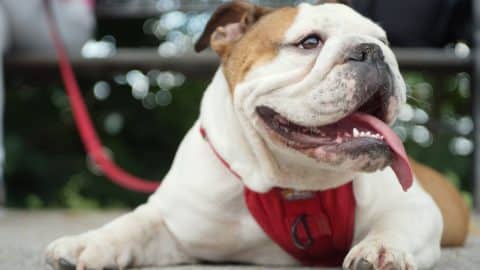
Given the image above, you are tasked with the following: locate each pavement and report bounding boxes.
[0,210,479,270]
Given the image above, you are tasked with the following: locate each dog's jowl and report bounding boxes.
[46,1,469,270]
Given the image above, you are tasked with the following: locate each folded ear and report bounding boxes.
[194,0,272,57]
[316,0,351,5]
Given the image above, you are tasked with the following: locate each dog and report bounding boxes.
[0,0,95,203]
[45,1,469,269]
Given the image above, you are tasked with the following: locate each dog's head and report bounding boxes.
[196,0,412,191]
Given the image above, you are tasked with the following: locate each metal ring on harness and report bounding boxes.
[291,214,314,250]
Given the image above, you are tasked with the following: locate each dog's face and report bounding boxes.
[197,1,411,190]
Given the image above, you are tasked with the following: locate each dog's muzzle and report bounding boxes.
[256,42,413,191]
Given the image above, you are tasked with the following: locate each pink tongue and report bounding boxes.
[350,113,413,191]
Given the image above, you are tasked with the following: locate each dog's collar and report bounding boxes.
[199,126,356,266]
[199,126,242,179]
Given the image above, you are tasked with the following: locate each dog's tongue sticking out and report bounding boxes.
[350,113,413,191]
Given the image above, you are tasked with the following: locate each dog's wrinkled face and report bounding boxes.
[197,1,409,190]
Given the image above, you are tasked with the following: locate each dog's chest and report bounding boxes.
[160,193,278,261]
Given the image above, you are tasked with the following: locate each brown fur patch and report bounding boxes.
[195,1,272,53]
[222,7,298,90]
[471,222,480,237]
[411,158,470,246]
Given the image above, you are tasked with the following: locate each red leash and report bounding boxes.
[42,0,159,193]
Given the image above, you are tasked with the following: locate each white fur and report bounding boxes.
[46,3,442,270]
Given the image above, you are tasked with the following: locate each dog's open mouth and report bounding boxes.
[257,106,387,150]
[256,100,413,191]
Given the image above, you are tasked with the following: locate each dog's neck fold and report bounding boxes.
[200,68,357,193]
[200,68,274,192]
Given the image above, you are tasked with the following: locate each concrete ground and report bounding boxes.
[0,210,479,270]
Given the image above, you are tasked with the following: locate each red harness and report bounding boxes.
[200,128,355,266]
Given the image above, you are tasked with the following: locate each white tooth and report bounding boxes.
[353,128,359,137]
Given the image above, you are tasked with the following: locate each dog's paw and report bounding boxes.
[45,233,132,270]
[343,238,417,270]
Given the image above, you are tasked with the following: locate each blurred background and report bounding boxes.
[2,0,477,209]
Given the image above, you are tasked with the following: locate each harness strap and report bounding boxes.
[199,127,242,179]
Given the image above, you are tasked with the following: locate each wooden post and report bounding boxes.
[473,0,480,210]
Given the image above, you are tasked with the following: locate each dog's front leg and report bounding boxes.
[344,174,443,270]
[46,203,194,270]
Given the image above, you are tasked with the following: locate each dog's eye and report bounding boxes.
[297,34,322,50]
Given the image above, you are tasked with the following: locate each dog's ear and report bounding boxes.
[315,0,351,6]
[194,0,272,56]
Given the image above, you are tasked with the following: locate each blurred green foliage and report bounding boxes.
[4,70,473,209]
[3,14,474,209]
[5,77,207,208]
[401,71,473,207]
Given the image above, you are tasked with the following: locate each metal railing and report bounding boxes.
[5,48,473,77]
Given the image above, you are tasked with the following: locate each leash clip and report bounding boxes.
[291,214,314,250]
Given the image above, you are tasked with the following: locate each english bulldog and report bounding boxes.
[45,1,469,269]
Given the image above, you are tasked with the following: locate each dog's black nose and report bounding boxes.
[345,43,384,64]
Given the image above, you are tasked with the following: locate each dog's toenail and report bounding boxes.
[58,258,76,270]
[356,258,375,270]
